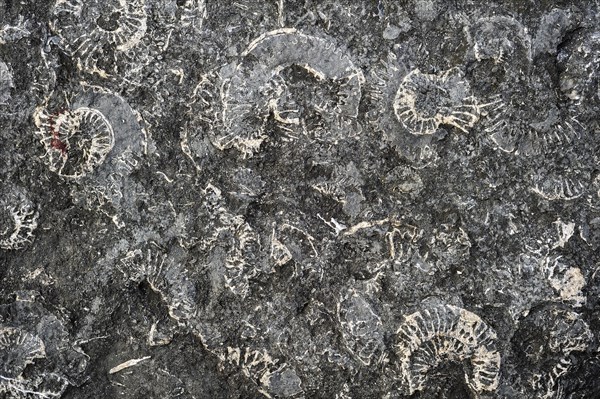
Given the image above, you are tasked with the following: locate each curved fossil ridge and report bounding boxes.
[558,30,600,105]
[121,245,197,322]
[466,16,532,64]
[51,0,147,74]
[38,107,115,179]
[219,28,364,156]
[485,102,581,157]
[338,290,384,366]
[393,68,483,136]
[35,88,145,180]
[369,53,438,166]
[530,171,587,201]
[513,305,592,398]
[0,188,39,251]
[395,304,501,396]
[0,60,13,104]
[174,184,261,298]
[0,327,45,378]
[479,72,588,202]
[0,292,88,398]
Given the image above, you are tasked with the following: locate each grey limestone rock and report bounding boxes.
[0,0,599,398]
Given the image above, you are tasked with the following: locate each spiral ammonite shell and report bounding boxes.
[51,0,147,75]
[38,106,115,179]
[218,28,363,156]
[395,303,501,395]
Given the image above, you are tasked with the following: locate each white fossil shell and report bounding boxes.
[36,106,115,179]
[0,372,69,399]
[395,303,501,396]
[34,87,145,181]
[484,92,582,157]
[121,245,197,322]
[51,0,147,75]
[223,217,261,298]
[0,294,87,398]
[0,327,46,378]
[369,54,481,166]
[33,87,147,228]
[0,60,13,104]
[530,172,587,201]
[393,68,483,136]
[0,187,39,251]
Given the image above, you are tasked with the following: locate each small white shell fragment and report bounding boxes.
[109,356,151,374]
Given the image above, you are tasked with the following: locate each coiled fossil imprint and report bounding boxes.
[393,68,484,136]
[34,86,147,227]
[0,292,88,398]
[0,186,39,251]
[36,106,115,179]
[217,28,364,156]
[395,303,501,396]
[51,0,147,76]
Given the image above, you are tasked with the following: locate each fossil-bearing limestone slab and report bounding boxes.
[0,1,598,398]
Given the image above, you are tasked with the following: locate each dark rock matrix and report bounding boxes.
[1,0,599,398]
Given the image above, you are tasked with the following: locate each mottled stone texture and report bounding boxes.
[0,0,599,398]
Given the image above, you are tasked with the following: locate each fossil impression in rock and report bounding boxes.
[478,67,589,203]
[0,292,88,398]
[485,96,588,202]
[338,289,385,366]
[34,86,147,226]
[466,16,532,65]
[121,243,198,323]
[393,67,484,136]
[36,106,115,179]
[0,186,39,251]
[34,87,145,179]
[175,184,262,298]
[0,327,45,378]
[483,85,582,157]
[369,54,435,165]
[530,169,588,201]
[512,305,592,399]
[217,28,363,156]
[50,0,147,76]
[219,346,302,398]
[395,303,501,396]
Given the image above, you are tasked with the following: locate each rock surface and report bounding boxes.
[0,0,599,398]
